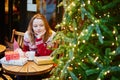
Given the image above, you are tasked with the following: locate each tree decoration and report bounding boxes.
[50,0,120,80]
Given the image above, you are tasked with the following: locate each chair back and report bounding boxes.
[10,29,25,48]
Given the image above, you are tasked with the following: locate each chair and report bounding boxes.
[10,29,25,48]
[5,29,25,50]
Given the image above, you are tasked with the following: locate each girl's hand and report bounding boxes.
[35,30,46,39]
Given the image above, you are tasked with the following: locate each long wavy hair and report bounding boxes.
[27,13,52,44]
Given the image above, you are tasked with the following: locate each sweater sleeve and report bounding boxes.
[35,38,52,56]
[23,45,29,52]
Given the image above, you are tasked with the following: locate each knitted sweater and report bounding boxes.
[23,31,56,56]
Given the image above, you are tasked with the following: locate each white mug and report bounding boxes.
[26,51,35,60]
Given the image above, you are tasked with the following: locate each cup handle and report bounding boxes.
[25,52,28,58]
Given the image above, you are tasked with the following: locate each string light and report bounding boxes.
[63,21,66,25]
[68,60,71,62]
[102,36,104,39]
[87,54,89,56]
[75,67,77,69]
[82,59,84,62]
[81,32,84,36]
[77,33,79,36]
[65,71,67,73]
[75,28,77,30]
[85,29,88,32]
[118,24,120,26]
[67,6,71,10]
[93,54,95,56]
[78,9,80,12]
[56,77,60,79]
[92,34,95,37]
[104,70,110,75]
[95,20,100,23]
[109,56,111,59]
[104,14,106,16]
[99,16,101,18]
[118,64,120,67]
[71,2,75,6]
[78,63,81,65]
[115,37,118,41]
[69,11,72,16]
[107,15,110,17]
[96,33,99,36]
[68,77,72,79]
[113,50,115,54]
[91,24,94,26]
[72,57,75,60]
[69,43,72,46]
[104,72,107,75]
[81,4,85,7]
[83,40,86,43]
[78,74,82,79]
[112,42,114,46]
[78,41,80,44]
[107,70,110,73]
[97,78,101,80]
[94,57,98,62]
[72,47,74,51]
[66,54,68,57]
[88,0,91,4]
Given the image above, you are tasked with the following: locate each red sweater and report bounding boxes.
[23,38,52,56]
[23,31,56,56]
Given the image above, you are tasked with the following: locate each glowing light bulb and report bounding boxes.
[78,63,81,65]
[94,57,98,62]
[102,36,104,39]
[107,15,110,17]
[91,24,94,26]
[112,43,114,46]
[71,2,75,6]
[75,28,77,30]
[118,64,120,67]
[88,0,90,4]
[83,40,86,43]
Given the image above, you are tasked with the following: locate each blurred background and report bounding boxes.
[0,0,64,45]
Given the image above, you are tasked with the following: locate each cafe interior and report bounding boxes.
[0,0,63,80]
[0,0,120,80]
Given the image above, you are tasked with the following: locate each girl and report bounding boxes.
[23,13,56,56]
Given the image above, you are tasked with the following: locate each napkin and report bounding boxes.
[13,38,19,50]
[0,57,27,66]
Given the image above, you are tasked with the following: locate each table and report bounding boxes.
[2,61,54,76]
[0,45,6,79]
[0,44,6,53]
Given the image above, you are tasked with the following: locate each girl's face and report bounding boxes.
[32,18,46,35]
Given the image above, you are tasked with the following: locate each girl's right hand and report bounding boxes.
[35,30,46,39]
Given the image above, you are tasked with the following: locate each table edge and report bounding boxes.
[2,64,54,76]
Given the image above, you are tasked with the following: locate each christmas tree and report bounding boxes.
[50,0,120,80]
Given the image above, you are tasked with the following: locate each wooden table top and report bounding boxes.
[2,61,54,76]
[0,44,6,53]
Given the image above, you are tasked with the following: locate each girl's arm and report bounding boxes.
[22,40,29,52]
[35,38,52,56]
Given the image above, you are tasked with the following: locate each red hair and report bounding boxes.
[27,13,52,44]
